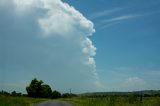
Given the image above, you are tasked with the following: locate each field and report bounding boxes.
[64,96,160,106]
[0,95,48,106]
[1,95,160,106]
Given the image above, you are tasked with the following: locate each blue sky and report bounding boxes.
[0,0,160,93]
[65,0,160,91]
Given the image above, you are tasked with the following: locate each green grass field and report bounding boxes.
[63,96,160,106]
[0,95,48,106]
[1,95,160,106]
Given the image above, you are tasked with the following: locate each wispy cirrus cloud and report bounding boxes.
[98,14,142,30]
[102,15,140,23]
[91,3,160,30]
[89,8,124,20]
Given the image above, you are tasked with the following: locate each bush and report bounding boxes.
[51,90,61,99]
[11,91,22,96]
[62,93,70,98]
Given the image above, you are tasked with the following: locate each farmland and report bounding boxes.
[64,96,160,106]
[1,90,160,106]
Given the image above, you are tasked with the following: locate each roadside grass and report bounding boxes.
[0,95,48,106]
[1,95,160,106]
[63,96,160,106]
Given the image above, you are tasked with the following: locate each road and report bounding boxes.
[35,100,74,106]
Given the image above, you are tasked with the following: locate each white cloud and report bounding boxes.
[97,14,142,30]
[38,10,74,36]
[102,15,139,23]
[82,38,96,56]
[0,0,101,92]
[89,8,123,20]
[87,57,95,65]
[37,0,95,36]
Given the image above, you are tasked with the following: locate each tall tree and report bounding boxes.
[26,78,52,98]
[40,84,52,98]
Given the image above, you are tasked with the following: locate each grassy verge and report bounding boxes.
[1,95,160,106]
[0,95,48,106]
[63,96,160,106]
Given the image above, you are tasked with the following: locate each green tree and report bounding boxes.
[40,84,52,98]
[62,93,70,98]
[26,78,42,97]
[51,90,61,99]
[11,91,21,96]
[26,78,52,98]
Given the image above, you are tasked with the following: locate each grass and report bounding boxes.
[63,96,160,106]
[0,95,48,106]
[1,95,160,106]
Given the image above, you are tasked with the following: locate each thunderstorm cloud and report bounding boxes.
[0,0,101,92]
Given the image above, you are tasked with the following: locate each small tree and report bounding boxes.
[11,91,17,96]
[11,91,22,96]
[62,93,70,98]
[51,90,61,99]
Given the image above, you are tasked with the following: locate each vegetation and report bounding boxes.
[51,90,61,99]
[62,93,78,98]
[0,95,47,106]
[26,78,61,98]
[11,91,22,97]
[64,91,160,106]
[1,78,160,106]
[81,90,160,97]
[63,96,160,106]
[1,90,160,106]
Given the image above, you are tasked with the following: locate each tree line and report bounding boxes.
[0,78,77,99]
[0,90,23,96]
[26,78,77,98]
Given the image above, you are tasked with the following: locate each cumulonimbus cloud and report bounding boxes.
[0,0,102,92]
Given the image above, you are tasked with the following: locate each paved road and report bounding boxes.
[35,100,74,106]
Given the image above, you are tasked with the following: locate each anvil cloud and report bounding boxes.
[0,0,101,92]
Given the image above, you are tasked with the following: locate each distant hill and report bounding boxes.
[80,90,160,97]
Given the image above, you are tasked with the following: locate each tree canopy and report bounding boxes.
[26,78,53,98]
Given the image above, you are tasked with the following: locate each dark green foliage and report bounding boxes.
[26,78,52,98]
[62,93,70,98]
[51,90,61,99]
[26,78,42,98]
[0,90,10,96]
[109,96,116,106]
[11,91,22,97]
[81,90,160,97]
[128,95,138,104]
[62,93,78,98]
[0,90,22,97]
[70,93,78,97]
[40,84,52,98]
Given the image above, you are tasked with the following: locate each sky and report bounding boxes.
[0,0,160,93]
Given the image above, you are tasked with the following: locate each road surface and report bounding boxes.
[35,100,74,106]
